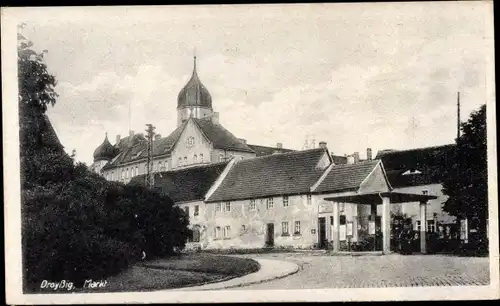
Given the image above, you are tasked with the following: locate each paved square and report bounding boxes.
[231,253,490,289]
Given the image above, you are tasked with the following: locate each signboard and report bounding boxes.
[340,224,346,241]
[346,222,353,236]
[368,220,376,235]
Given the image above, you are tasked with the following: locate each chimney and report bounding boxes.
[211,112,219,125]
[155,134,161,140]
[276,143,283,149]
[347,155,355,164]
[116,134,121,145]
[238,138,247,144]
[129,130,134,137]
[353,152,360,163]
[319,141,327,149]
[367,148,372,160]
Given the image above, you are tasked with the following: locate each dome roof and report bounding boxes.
[93,134,116,162]
[177,56,212,109]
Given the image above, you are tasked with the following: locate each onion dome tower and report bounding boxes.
[177,54,214,126]
[93,133,116,162]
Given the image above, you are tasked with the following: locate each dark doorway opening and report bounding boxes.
[265,223,274,247]
[318,217,327,249]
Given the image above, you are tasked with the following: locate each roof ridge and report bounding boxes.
[236,147,326,163]
[157,161,229,174]
[378,144,455,155]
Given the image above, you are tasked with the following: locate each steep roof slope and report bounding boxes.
[130,162,229,203]
[192,118,254,153]
[375,144,455,188]
[314,160,381,193]
[206,148,329,202]
[246,144,295,156]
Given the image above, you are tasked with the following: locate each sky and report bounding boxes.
[18,3,494,165]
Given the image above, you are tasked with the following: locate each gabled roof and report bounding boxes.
[375,144,455,188]
[247,144,295,157]
[102,122,187,170]
[130,162,229,203]
[313,160,381,193]
[206,148,329,202]
[192,118,255,153]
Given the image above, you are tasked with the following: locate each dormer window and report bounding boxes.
[402,169,422,175]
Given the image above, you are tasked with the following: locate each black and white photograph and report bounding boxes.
[2,2,498,303]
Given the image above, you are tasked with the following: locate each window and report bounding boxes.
[178,157,182,166]
[427,220,435,233]
[184,156,187,164]
[283,196,289,207]
[219,154,224,162]
[193,154,197,163]
[249,199,256,210]
[241,225,246,231]
[186,136,195,147]
[294,221,301,235]
[282,222,289,235]
[422,189,429,195]
[158,162,162,172]
[215,226,221,240]
[184,206,190,217]
[111,171,114,180]
[121,169,125,179]
[125,168,129,178]
[267,197,274,209]
[224,201,231,212]
[200,153,204,163]
[135,166,139,175]
[192,226,200,242]
[215,203,221,213]
[223,226,231,239]
[306,195,312,205]
[194,205,199,216]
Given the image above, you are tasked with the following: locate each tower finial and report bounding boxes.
[193,48,197,71]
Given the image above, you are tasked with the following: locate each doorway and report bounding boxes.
[318,217,327,249]
[265,223,274,247]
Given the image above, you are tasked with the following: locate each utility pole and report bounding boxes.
[145,124,156,189]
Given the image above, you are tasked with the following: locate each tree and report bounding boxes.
[18,27,190,291]
[440,104,487,249]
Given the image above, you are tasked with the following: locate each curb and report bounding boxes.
[168,258,299,291]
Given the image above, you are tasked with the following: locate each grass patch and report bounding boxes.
[37,253,260,293]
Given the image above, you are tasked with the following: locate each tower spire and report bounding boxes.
[193,48,197,72]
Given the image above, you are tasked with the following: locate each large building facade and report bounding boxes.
[90,55,456,253]
[89,56,291,183]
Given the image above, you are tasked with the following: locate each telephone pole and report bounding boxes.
[145,124,156,189]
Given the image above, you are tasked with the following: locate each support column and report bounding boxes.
[382,197,391,254]
[332,201,340,252]
[420,201,428,254]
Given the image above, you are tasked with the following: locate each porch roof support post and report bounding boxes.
[382,196,391,254]
[420,201,428,254]
[332,201,340,253]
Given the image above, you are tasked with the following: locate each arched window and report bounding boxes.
[200,153,204,163]
[184,156,187,164]
[121,169,125,179]
[193,154,197,163]
[135,166,139,176]
[126,168,129,178]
